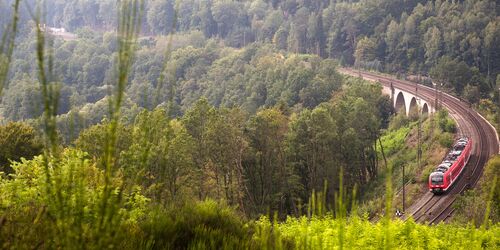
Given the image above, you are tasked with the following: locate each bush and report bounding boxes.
[388,112,409,131]
[438,133,454,148]
[379,125,411,156]
[0,149,149,249]
[139,200,249,249]
[444,119,457,133]
[437,110,456,133]
[0,122,42,174]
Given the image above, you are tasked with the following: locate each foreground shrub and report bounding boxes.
[253,216,499,249]
[0,149,149,249]
[138,200,249,249]
[0,122,42,174]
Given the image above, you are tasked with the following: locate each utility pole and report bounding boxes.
[469,141,472,188]
[416,83,422,172]
[402,164,405,212]
[439,83,443,110]
[433,80,438,110]
[430,80,437,135]
[437,82,441,110]
[243,30,246,47]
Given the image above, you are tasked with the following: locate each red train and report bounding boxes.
[428,137,472,194]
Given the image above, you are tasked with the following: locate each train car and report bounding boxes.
[428,137,472,194]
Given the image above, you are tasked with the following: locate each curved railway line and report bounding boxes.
[340,68,499,224]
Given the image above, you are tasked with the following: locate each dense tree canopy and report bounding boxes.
[1,0,498,128]
[2,36,345,132]
[67,79,391,217]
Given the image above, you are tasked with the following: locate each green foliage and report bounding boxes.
[0,149,149,249]
[354,36,377,65]
[74,122,133,161]
[3,37,345,127]
[139,200,249,249]
[181,98,248,206]
[388,111,410,131]
[0,77,42,120]
[244,108,293,215]
[463,84,480,104]
[3,1,148,249]
[444,120,457,134]
[438,133,454,149]
[285,79,392,216]
[476,98,500,135]
[147,0,175,35]
[1,150,498,249]
[253,216,500,249]
[455,156,500,226]
[5,0,498,124]
[121,108,196,203]
[287,107,336,200]
[4,0,500,109]
[379,125,411,156]
[430,56,473,94]
[0,122,42,174]
[437,109,457,133]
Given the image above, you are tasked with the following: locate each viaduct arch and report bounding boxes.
[381,85,434,116]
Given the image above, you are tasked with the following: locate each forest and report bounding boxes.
[0,0,499,249]
[3,0,499,93]
[0,0,498,129]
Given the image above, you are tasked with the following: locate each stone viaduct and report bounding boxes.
[381,84,435,116]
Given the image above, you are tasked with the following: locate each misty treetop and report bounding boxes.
[5,0,498,95]
[1,34,343,129]
[1,0,499,128]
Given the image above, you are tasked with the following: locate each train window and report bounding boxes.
[431,175,443,185]
[436,163,450,171]
[437,167,448,172]
[446,154,457,161]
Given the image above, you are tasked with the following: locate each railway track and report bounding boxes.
[339,68,499,224]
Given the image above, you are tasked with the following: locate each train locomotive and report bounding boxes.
[428,137,472,194]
